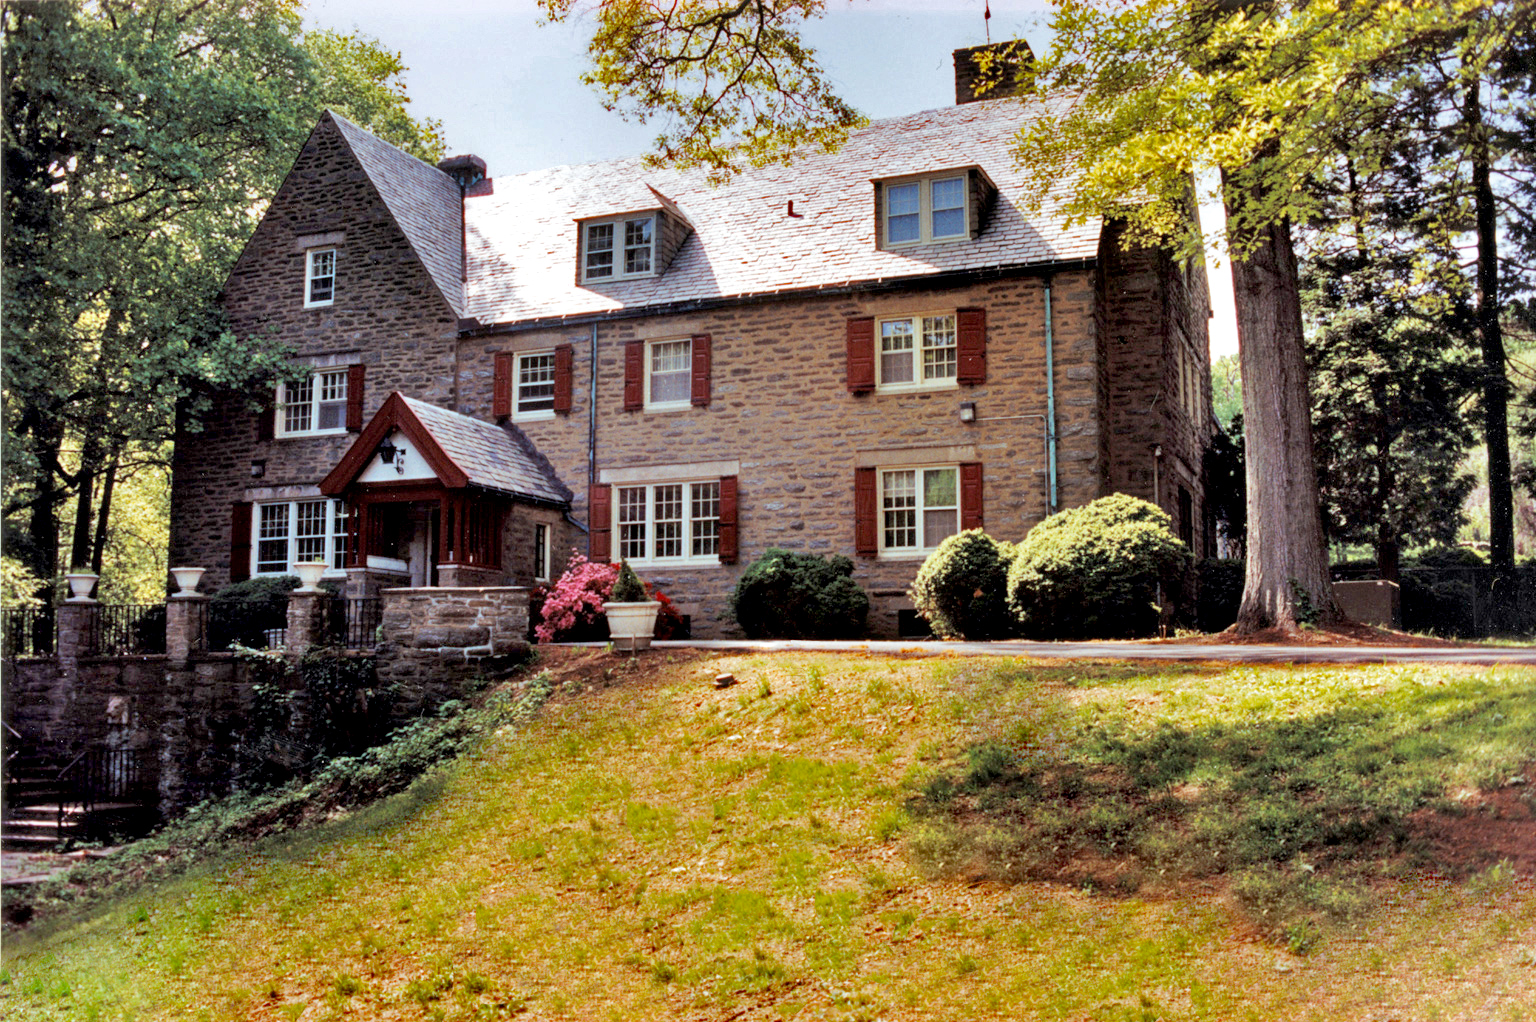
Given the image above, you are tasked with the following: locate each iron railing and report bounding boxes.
[207,601,286,652]
[1,606,55,656]
[89,604,167,655]
[329,597,382,650]
[56,744,158,836]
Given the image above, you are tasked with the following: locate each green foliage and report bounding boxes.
[1202,421,1246,557]
[539,0,864,181]
[728,548,868,639]
[297,646,387,757]
[610,560,648,603]
[209,576,300,649]
[1006,495,1191,639]
[909,530,1016,640]
[1196,558,1244,633]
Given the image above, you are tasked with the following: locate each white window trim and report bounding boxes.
[275,368,349,439]
[581,214,657,283]
[304,247,336,308]
[533,523,552,583]
[644,336,693,413]
[253,498,349,577]
[513,349,558,422]
[875,312,961,393]
[882,173,969,248]
[877,464,960,560]
[615,480,721,568]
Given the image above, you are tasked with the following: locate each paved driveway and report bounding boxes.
[633,638,1536,666]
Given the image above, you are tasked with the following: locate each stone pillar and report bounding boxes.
[285,590,331,652]
[165,595,210,667]
[55,599,99,685]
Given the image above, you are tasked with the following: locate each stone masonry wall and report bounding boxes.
[170,114,461,588]
[375,587,531,711]
[460,271,1105,637]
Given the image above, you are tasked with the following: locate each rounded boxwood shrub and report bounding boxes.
[728,548,869,639]
[909,529,1016,639]
[1006,494,1190,639]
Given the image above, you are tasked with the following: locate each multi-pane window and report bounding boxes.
[882,175,968,247]
[584,216,655,281]
[878,314,957,389]
[881,467,958,553]
[254,499,348,575]
[516,351,557,418]
[647,338,692,408]
[305,248,336,307]
[616,481,720,564]
[278,369,348,436]
[534,523,550,582]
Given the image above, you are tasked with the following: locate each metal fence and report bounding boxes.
[89,604,167,655]
[329,597,382,650]
[206,601,286,652]
[1,606,55,656]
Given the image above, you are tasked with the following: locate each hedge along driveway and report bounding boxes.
[557,639,1536,667]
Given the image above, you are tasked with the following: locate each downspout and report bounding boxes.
[1044,281,1059,512]
[587,322,599,495]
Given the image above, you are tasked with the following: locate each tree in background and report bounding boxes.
[2,1,444,599]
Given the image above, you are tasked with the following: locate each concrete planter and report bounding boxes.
[293,561,328,593]
[170,566,206,595]
[64,571,99,602]
[604,601,660,651]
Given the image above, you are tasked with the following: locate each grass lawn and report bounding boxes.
[3,650,1534,1021]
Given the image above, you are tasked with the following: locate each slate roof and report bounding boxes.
[461,96,1102,326]
[401,396,569,504]
[330,112,467,317]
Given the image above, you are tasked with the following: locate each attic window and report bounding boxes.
[583,215,655,282]
[876,167,996,250]
[305,248,336,307]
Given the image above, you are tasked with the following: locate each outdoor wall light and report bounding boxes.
[959,401,977,423]
[249,459,266,479]
[376,439,399,465]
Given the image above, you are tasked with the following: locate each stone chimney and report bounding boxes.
[953,40,1034,104]
[438,154,487,190]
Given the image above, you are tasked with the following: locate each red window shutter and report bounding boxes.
[846,317,875,394]
[346,363,366,431]
[957,307,986,385]
[854,467,878,557]
[589,484,612,562]
[553,344,574,414]
[691,334,712,407]
[624,340,644,411]
[960,462,984,530]
[256,403,275,441]
[230,502,253,582]
[493,352,513,420]
[718,475,738,563]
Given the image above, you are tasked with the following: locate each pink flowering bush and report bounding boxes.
[534,553,617,643]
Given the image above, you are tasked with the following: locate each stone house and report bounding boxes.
[169,41,1215,638]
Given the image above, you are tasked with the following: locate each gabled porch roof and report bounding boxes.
[320,392,570,507]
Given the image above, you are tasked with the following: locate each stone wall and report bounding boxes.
[375,586,531,711]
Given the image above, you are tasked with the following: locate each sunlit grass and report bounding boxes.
[3,654,1534,1021]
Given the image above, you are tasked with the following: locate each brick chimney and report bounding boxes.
[953,40,1034,104]
[438,154,487,190]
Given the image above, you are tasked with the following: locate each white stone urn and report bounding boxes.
[604,601,661,651]
[293,561,329,593]
[64,571,99,602]
[170,566,206,596]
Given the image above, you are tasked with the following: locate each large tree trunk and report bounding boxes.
[90,453,118,576]
[1225,175,1342,632]
[1466,75,1514,571]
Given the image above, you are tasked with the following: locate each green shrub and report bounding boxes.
[610,560,647,602]
[1196,558,1244,633]
[909,530,1015,639]
[210,575,301,649]
[1006,494,1190,639]
[728,548,869,639]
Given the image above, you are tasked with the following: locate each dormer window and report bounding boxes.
[305,248,336,307]
[583,215,655,281]
[876,167,997,250]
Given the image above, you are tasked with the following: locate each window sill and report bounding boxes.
[874,380,960,395]
[642,401,692,414]
[303,300,335,310]
[514,409,557,423]
[877,550,935,562]
[626,558,721,570]
[274,428,349,440]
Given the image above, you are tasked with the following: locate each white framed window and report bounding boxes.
[882,174,968,247]
[305,248,336,307]
[515,350,557,420]
[533,523,551,582]
[616,480,720,566]
[277,368,349,437]
[254,498,349,575]
[583,215,655,282]
[646,337,692,411]
[877,313,958,391]
[880,466,959,556]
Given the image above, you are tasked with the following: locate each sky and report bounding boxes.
[303,0,1239,358]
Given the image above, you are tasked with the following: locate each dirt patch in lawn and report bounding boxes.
[1172,621,1464,647]
[1403,779,1536,877]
